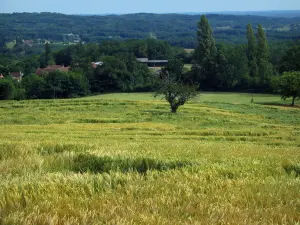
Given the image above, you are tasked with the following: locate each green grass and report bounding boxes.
[5,41,16,49]
[184,64,192,70]
[0,92,299,224]
[85,92,299,105]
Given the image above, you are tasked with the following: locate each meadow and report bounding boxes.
[0,92,299,224]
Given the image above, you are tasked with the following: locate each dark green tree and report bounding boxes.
[0,64,9,75]
[15,36,23,46]
[193,15,217,89]
[40,43,53,68]
[146,39,173,60]
[116,53,154,91]
[91,56,130,92]
[68,72,90,97]
[44,71,70,98]
[256,24,273,88]
[14,88,26,100]
[54,46,74,66]
[156,59,198,113]
[23,55,40,75]
[225,45,250,90]
[211,44,238,90]
[0,35,5,48]
[0,78,15,100]
[246,24,258,80]
[194,15,217,63]
[272,71,300,106]
[45,43,52,65]
[279,44,300,73]
[22,74,47,99]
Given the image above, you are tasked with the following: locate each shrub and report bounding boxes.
[0,78,15,100]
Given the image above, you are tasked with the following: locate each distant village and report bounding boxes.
[0,58,169,81]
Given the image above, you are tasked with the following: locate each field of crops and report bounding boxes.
[0,92,299,224]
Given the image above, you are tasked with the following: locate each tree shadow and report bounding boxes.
[256,102,300,109]
[72,154,194,174]
[142,110,176,115]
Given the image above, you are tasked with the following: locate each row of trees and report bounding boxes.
[0,71,89,100]
[157,16,299,112]
[2,38,298,94]
[0,38,182,100]
[190,16,276,91]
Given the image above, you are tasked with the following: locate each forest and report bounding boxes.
[0,12,300,48]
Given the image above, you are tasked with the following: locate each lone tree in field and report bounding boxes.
[156,59,198,113]
[272,71,300,106]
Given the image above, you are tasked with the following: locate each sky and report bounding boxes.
[1,0,300,14]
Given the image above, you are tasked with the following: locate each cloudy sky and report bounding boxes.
[1,0,300,14]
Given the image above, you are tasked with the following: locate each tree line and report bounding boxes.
[191,16,275,92]
[0,16,299,108]
[1,13,300,49]
[158,16,300,112]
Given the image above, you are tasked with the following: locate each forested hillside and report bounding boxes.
[1,13,300,47]
[214,10,300,18]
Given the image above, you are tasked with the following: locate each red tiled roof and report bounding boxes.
[35,65,70,75]
[10,72,23,80]
[91,62,103,69]
[10,72,21,77]
[47,65,64,69]
[24,40,33,46]
[59,67,70,72]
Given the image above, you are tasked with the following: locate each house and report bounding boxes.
[0,74,4,79]
[10,72,24,81]
[91,61,103,69]
[136,58,149,63]
[136,58,168,67]
[35,65,70,75]
[23,40,33,47]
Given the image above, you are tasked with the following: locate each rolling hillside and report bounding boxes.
[1,13,300,47]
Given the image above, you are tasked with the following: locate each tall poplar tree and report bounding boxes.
[195,15,217,63]
[45,43,52,66]
[246,24,258,79]
[256,24,273,87]
[193,15,217,88]
[40,43,52,68]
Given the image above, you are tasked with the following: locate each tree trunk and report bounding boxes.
[171,105,178,113]
[292,96,296,106]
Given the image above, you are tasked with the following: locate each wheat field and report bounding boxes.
[0,93,299,224]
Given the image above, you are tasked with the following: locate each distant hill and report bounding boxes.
[0,12,300,48]
[215,10,300,18]
[79,10,300,18]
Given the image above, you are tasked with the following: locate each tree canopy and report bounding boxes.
[272,71,300,106]
[156,59,198,113]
